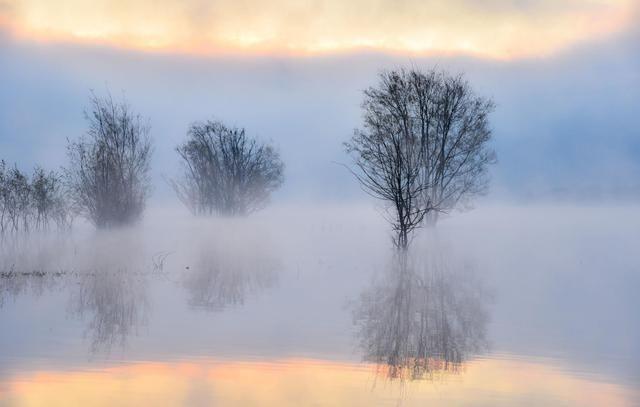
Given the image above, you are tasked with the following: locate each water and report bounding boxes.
[0,204,638,406]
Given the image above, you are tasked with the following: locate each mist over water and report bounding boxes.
[0,8,639,404]
[1,201,639,405]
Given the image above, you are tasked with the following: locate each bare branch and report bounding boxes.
[345,68,496,249]
[64,91,153,228]
[171,120,284,216]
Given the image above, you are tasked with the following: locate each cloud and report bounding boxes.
[0,0,636,59]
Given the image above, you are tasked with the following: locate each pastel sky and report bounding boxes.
[0,0,636,58]
[0,0,638,203]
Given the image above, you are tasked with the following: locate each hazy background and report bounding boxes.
[1,3,639,404]
[0,5,638,205]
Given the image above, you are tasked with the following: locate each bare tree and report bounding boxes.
[0,161,5,236]
[5,166,31,234]
[65,92,153,228]
[31,167,71,231]
[345,71,429,250]
[409,70,496,224]
[171,120,284,216]
[346,68,496,249]
[0,162,27,235]
[0,161,71,237]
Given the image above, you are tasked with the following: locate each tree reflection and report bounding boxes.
[69,269,149,354]
[354,252,490,380]
[0,269,65,308]
[0,233,73,307]
[0,267,149,355]
[66,231,151,354]
[183,243,278,311]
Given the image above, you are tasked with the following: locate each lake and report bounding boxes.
[1,204,638,406]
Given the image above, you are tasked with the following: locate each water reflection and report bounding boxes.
[68,269,150,354]
[354,251,490,380]
[3,357,635,406]
[0,269,65,308]
[182,243,278,311]
[0,228,281,355]
[1,207,638,405]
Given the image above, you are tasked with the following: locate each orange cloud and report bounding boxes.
[1,356,636,406]
[0,1,635,58]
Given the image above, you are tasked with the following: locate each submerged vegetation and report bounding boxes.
[1,65,496,377]
[2,66,493,245]
[0,161,71,237]
[65,92,153,229]
[171,120,284,217]
[2,92,287,233]
[346,68,496,250]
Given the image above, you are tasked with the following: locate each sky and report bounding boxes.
[1,0,636,58]
[0,0,638,204]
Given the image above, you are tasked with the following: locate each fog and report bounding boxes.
[1,25,639,204]
[1,12,639,405]
[1,203,638,391]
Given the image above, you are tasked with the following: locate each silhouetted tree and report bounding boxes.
[0,161,70,236]
[409,69,496,224]
[346,68,496,250]
[171,120,284,216]
[0,163,31,234]
[31,167,70,231]
[0,161,6,236]
[65,92,153,228]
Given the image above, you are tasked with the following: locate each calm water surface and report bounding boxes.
[1,205,638,406]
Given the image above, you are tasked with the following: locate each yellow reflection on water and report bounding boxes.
[1,357,636,406]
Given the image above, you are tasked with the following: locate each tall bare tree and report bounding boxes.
[345,71,427,250]
[346,68,496,250]
[65,92,153,228]
[410,70,496,224]
[171,120,284,216]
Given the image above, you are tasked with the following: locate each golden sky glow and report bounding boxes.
[1,357,636,406]
[0,0,635,59]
